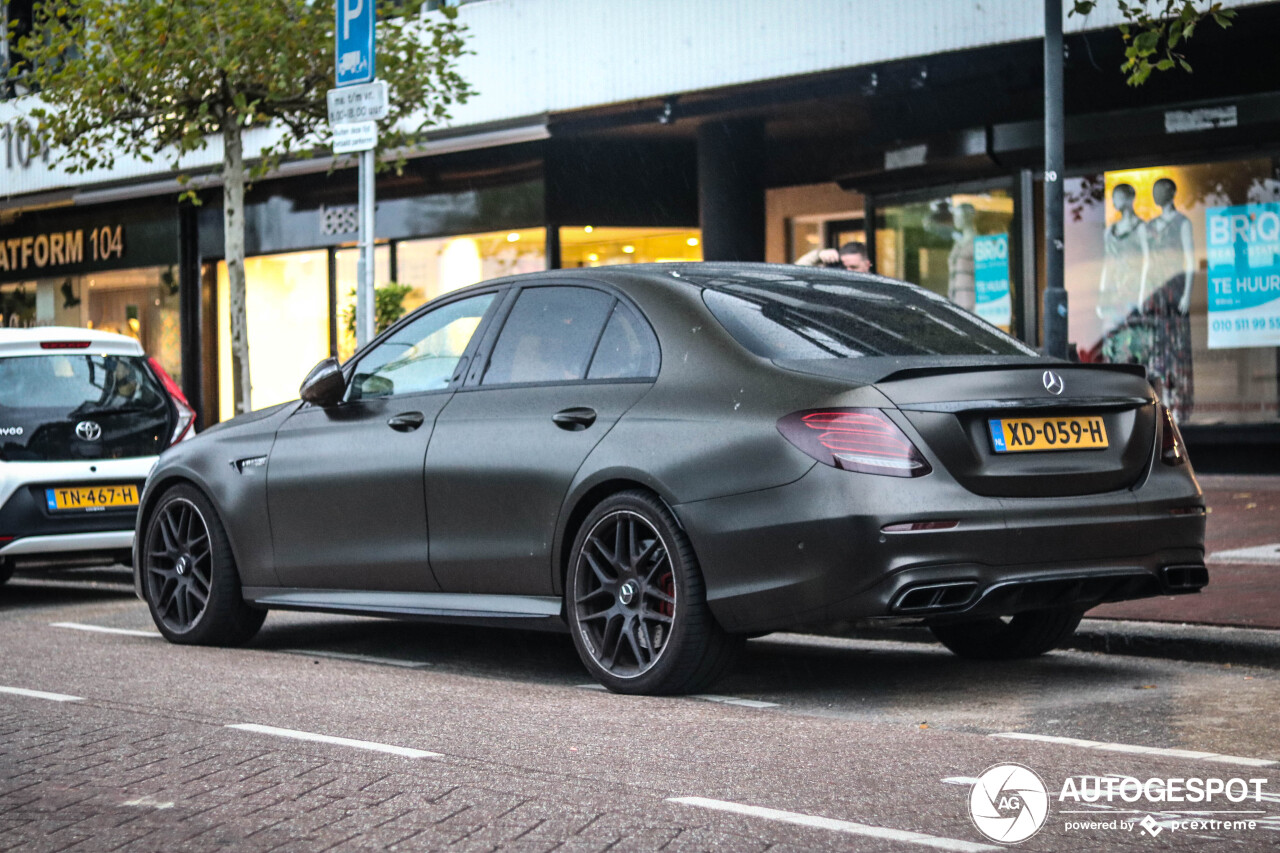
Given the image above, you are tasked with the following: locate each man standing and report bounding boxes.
[794,241,872,273]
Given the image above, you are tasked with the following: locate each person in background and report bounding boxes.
[794,241,872,273]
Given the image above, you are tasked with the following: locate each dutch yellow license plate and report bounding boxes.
[988,416,1109,452]
[45,485,140,512]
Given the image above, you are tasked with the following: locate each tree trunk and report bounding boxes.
[221,117,252,416]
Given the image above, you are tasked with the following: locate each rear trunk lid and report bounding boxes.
[777,356,1156,497]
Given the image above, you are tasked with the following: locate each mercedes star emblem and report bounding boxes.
[75,420,102,441]
[1042,370,1065,396]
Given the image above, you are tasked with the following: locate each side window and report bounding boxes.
[587,303,660,380]
[482,287,613,385]
[348,292,495,400]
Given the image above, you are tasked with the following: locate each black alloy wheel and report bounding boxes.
[928,607,1084,660]
[567,490,740,694]
[142,484,265,645]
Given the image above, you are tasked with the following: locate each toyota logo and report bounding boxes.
[75,420,102,441]
[1042,370,1065,396]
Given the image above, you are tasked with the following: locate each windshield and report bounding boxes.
[692,269,1038,360]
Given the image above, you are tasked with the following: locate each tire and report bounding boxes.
[566,490,741,695]
[140,484,266,646]
[0,557,13,586]
[929,607,1083,660]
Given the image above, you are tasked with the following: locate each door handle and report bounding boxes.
[387,411,425,432]
[552,407,597,431]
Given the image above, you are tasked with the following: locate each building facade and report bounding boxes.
[2,0,1277,462]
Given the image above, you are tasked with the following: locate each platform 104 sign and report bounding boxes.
[1206,203,1280,348]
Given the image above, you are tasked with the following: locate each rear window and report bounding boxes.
[0,354,164,411]
[694,269,1037,359]
[0,354,171,461]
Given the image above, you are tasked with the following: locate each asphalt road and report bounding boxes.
[2,567,1278,852]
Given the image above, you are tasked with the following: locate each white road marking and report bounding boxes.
[122,795,174,810]
[941,777,980,786]
[991,733,1277,767]
[1208,543,1280,565]
[225,723,441,759]
[668,797,999,852]
[575,684,778,708]
[691,694,779,709]
[50,621,160,638]
[0,685,83,702]
[279,649,431,669]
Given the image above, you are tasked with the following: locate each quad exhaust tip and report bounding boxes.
[1160,564,1209,593]
[892,581,979,614]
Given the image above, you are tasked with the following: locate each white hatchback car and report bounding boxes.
[0,327,195,584]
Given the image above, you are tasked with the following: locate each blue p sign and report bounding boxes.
[335,0,375,86]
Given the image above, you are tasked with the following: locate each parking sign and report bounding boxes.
[335,0,375,87]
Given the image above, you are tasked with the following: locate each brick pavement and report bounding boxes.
[0,701,820,853]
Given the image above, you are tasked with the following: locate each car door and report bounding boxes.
[425,285,660,596]
[266,290,501,591]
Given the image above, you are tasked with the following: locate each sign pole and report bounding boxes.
[334,0,378,350]
[357,147,375,348]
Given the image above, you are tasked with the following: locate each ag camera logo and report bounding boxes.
[969,763,1050,844]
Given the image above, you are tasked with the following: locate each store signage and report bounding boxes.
[1206,203,1280,349]
[884,144,927,171]
[973,233,1012,328]
[2,120,49,172]
[1164,105,1237,134]
[327,81,389,125]
[0,225,124,274]
[335,0,375,86]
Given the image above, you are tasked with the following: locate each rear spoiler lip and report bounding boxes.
[773,356,1148,386]
[898,395,1154,414]
[875,361,1148,384]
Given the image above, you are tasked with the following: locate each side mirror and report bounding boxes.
[299,357,346,407]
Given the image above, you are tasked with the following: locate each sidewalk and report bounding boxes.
[1091,473,1280,630]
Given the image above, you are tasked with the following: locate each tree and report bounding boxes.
[1070,1,1236,85]
[11,0,472,415]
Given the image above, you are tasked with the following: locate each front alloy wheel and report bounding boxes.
[567,490,740,694]
[142,484,265,645]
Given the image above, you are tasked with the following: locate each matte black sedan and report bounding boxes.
[133,264,1207,694]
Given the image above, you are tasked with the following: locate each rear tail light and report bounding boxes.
[1159,404,1186,466]
[777,408,932,478]
[40,340,91,349]
[148,358,196,444]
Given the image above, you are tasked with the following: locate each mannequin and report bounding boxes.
[1143,177,1196,422]
[1097,183,1150,327]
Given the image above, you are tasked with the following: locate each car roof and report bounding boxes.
[0,326,146,357]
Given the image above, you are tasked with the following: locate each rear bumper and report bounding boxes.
[675,461,1206,634]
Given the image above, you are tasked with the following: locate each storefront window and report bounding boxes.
[334,244,392,363]
[1064,159,1280,426]
[216,251,329,420]
[559,227,701,267]
[0,266,182,381]
[396,227,545,315]
[876,191,1016,331]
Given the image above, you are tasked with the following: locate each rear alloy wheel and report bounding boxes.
[142,485,265,645]
[567,490,740,694]
[928,607,1083,660]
